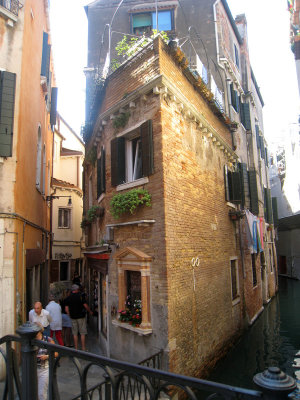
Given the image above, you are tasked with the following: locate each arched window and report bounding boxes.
[36,126,42,190]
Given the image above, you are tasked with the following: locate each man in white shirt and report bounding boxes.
[46,298,64,346]
[29,302,52,336]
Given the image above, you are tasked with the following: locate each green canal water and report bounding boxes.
[209,277,300,396]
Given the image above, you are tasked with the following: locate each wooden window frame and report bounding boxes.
[58,207,71,229]
[111,120,153,188]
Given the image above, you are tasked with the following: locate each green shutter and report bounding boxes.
[111,137,125,187]
[232,171,242,203]
[272,197,278,227]
[230,83,239,113]
[97,157,102,198]
[101,147,106,194]
[41,32,50,79]
[50,87,58,127]
[97,147,105,197]
[140,120,154,176]
[265,147,269,166]
[239,163,248,208]
[241,103,251,131]
[235,92,240,113]
[0,71,16,157]
[230,83,235,109]
[248,169,259,215]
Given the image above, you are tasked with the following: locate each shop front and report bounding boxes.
[84,252,109,351]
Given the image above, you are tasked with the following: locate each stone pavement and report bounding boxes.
[55,328,106,398]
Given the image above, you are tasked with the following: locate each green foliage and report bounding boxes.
[87,205,101,222]
[113,112,131,129]
[80,218,90,228]
[110,188,151,219]
[85,146,97,166]
[111,31,169,72]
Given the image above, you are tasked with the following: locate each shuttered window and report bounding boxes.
[111,120,153,187]
[50,87,58,127]
[264,187,273,224]
[259,136,265,160]
[239,163,249,208]
[97,147,106,198]
[224,165,242,204]
[240,102,251,131]
[230,83,239,113]
[272,197,278,227]
[248,169,259,215]
[41,32,51,83]
[0,71,16,157]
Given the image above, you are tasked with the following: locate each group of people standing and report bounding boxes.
[29,274,93,400]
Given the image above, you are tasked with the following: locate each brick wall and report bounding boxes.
[84,37,270,376]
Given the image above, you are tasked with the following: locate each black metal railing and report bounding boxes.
[0,0,20,16]
[0,323,297,400]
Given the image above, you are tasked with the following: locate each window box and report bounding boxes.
[110,188,151,219]
[112,319,152,335]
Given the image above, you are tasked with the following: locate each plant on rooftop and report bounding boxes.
[110,188,151,219]
[111,30,169,72]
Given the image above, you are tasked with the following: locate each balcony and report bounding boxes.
[0,0,20,16]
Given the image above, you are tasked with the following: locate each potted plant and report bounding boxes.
[87,205,104,222]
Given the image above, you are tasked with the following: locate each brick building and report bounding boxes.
[82,0,277,377]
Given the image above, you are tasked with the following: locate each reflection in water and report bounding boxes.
[209,278,300,396]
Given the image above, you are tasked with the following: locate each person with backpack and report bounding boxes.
[64,284,93,351]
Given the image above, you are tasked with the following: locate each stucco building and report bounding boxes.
[0,0,57,347]
[49,113,85,284]
[81,0,277,377]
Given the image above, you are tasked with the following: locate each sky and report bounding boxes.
[49,0,299,148]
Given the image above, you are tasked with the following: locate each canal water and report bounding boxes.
[209,277,300,396]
